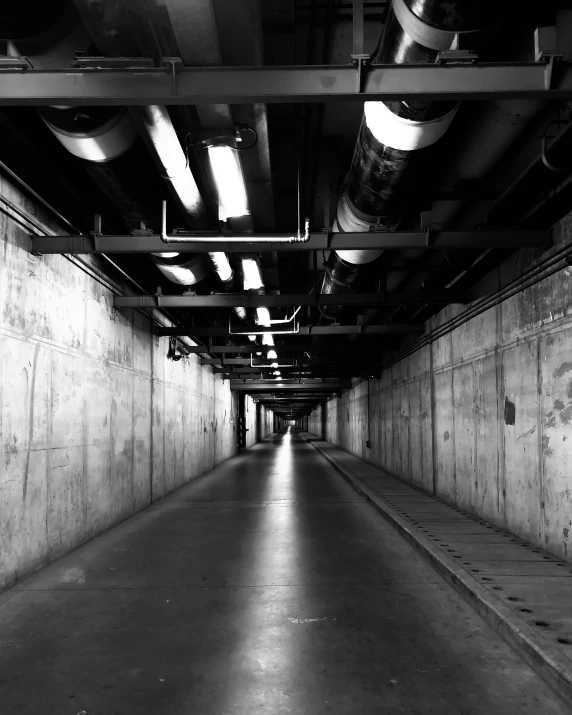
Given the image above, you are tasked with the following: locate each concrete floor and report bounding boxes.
[0,429,570,714]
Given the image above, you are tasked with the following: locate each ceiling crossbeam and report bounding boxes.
[30,229,552,254]
[2,64,571,105]
[120,292,465,310]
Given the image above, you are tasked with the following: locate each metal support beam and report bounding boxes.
[30,229,552,254]
[200,358,369,366]
[1,64,571,105]
[230,380,350,391]
[150,323,424,336]
[216,373,355,379]
[117,292,465,309]
[161,343,355,353]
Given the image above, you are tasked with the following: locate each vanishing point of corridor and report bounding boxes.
[0,429,568,714]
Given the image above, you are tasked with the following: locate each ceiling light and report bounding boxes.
[262,333,274,347]
[242,258,263,291]
[256,307,271,326]
[271,362,279,368]
[267,349,277,359]
[208,145,249,219]
[248,334,256,342]
[274,370,281,376]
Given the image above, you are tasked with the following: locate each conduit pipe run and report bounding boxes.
[320,0,494,318]
[129,104,236,292]
[39,103,211,289]
[63,0,237,294]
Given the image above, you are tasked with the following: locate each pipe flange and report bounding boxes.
[392,0,481,52]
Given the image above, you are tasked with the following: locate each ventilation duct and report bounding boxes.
[38,105,167,230]
[320,0,497,317]
[151,253,209,288]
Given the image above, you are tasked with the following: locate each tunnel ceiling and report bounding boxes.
[0,0,571,419]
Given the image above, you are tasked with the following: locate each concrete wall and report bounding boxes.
[0,175,241,591]
[309,214,572,563]
[243,397,273,447]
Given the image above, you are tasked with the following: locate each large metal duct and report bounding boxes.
[71,0,241,297]
[38,104,211,289]
[320,0,497,318]
[4,1,211,290]
[129,105,235,291]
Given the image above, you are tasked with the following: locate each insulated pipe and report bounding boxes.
[39,105,160,228]
[59,0,235,292]
[320,0,493,317]
[129,105,235,290]
[8,4,212,292]
[40,106,211,289]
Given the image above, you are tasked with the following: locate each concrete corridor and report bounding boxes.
[0,429,569,714]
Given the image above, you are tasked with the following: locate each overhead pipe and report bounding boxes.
[38,104,211,289]
[320,0,498,319]
[159,218,311,245]
[487,106,572,227]
[61,0,238,295]
[14,1,212,292]
[128,104,237,292]
[430,99,547,230]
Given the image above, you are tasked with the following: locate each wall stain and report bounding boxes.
[504,397,516,426]
[553,399,565,411]
[560,405,572,425]
[553,361,572,380]
[564,527,569,539]
[443,431,450,441]
[542,434,553,458]
[568,379,572,400]
[22,342,41,503]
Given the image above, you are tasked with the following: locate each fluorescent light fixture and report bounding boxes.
[248,334,256,342]
[267,349,277,360]
[208,146,249,220]
[256,307,271,326]
[262,334,274,346]
[242,258,263,291]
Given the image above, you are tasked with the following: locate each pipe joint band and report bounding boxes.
[364,100,458,152]
[43,109,137,163]
[392,0,480,51]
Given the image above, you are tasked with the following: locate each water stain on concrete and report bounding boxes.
[553,399,565,411]
[560,404,572,425]
[564,528,569,539]
[504,397,516,426]
[553,361,572,379]
[542,435,553,458]
[443,431,450,441]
